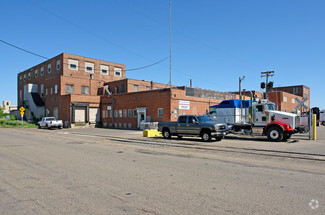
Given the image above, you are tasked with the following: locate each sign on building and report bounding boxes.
[179,100,190,110]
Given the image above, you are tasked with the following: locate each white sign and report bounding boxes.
[179,100,190,110]
[107,106,112,110]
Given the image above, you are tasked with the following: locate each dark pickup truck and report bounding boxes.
[158,115,227,141]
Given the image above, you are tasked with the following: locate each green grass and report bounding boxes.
[0,119,38,128]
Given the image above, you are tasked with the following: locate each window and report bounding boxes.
[55,84,58,94]
[23,74,26,82]
[256,105,263,112]
[119,110,123,118]
[19,76,22,83]
[283,96,287,102]
[106,110,109,118]
[178,116,187,123]
[121,85,125,93]
[85,62,94,73]
[114,110,118,118]
[81,86,89,95]
[158,108,163,118]
[48,64,51,74]
[110,110,113,118]
[46,88,48,95]
[123,109,127,118]
[146,86,150,91]
[35,69,38,78]
[305,89,309,95]
[292,99,295,104]
[293,87,298,94]
[115,86,119,94]
[41,84,44,97]
[40,67,44,76]
[65,84,74,94]
[128,109,132,118]
[68,59,79,71]
[100,65,109,75]
[50,87,53,94]
[174,108,179,118]
[114,67,122,77]
[19,90,22,101]
[188,116,198,124]
[134,85,138,92]
[56,60,60,71]
[102,110,106,118]
[28,72,31,80]
[133,109,137,118]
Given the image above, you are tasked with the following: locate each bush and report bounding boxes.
[9,115,16,121]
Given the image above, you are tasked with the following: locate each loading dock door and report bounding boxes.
[89,108,100,124]
[53,107,58,119]
[75,108,86,123]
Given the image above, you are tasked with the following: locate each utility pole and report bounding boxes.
[261,71,274,99]
[169,0,172,89]
[239,76,245,122]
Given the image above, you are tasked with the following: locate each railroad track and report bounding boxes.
[58,131,325,162]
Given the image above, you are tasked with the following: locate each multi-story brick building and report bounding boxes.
[17,53,125,126]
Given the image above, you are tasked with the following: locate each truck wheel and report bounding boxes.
[38,125,41,129]
[266,126,283,142]
[215,136,223,141]
[201,131,211,142]
[162,129,171,139]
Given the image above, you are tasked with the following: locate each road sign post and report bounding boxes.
[19,107,25,126]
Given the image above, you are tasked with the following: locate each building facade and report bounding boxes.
[17,53,125,126]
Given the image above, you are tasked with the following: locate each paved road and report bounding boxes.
[0,128,324,214]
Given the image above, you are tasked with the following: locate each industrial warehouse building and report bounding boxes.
[17,53,310,128]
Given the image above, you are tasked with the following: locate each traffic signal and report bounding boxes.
[267,82,274,89]
[261,82,266,89]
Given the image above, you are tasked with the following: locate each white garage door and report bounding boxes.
[75,108,86,123]
[89,108,100,123]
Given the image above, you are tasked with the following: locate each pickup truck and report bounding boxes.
[38,117,63,129]
[158,115,227,141]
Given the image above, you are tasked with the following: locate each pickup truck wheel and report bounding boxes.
[266,126,283,142]
[38,125,41,129]
[162,129,171,139]
[59,126,62,129]
[215,136,223,141]
[201,131,211,142]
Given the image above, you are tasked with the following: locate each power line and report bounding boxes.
[0,39,168,72]
[25,0,163,64]
[0,39,49,60]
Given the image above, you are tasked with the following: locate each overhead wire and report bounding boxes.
[0,39,168,72]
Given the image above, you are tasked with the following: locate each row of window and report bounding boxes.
[68,59,122,77]
[102,108,164,119]
[65,84,89,95]
[19,60,61,83]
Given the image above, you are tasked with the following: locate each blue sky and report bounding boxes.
[1,0,324,108]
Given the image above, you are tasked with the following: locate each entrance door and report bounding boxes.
[89,108,100,124]
[53,107,58,119]
[136,107,147,128]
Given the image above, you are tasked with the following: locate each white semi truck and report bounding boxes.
[208,99,307,142]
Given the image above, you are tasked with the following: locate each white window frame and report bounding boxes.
[134,85,138,92]
[114,110,118,118]
[128,109,132,118]
[46,88,48,95]
[100,65,109,75]
[133,109,137,118]
[19,76,22,83]
[123,109,127,118]
[35,69,38,78]
[48,64,51,74]
[158,108,163,118]
[65,84,74,94]
[19,90,22,101]
[23,74,26,82]
[28,72,31,80]
[283,96,287,103]
[293,87,298,94]
[68,59,79,71]
[292,99,295,104]
[119,110,123,118]
[40,67,44,76]
[85,62,95,74]
[81,86,89,95]
[55,84,58,94]
[50,87,53,94]
[114,67,122,77]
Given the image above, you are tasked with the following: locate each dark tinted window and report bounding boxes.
[178,116,187,123]
[188,116,197,124]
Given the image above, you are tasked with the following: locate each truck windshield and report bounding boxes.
[197,116,210,122]
[267,104,275,111]
[46,117,55,121]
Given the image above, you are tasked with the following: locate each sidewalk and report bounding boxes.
[67,126,325,155]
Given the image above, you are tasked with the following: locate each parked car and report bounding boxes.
[38,117,63,129]
[158,115,227,141]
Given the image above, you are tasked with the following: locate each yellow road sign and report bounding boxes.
[19,107,25,112]
[20,111,24,115]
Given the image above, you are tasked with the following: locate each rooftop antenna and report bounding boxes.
[169,0,172,89]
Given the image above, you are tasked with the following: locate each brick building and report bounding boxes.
[17,53,125,126]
